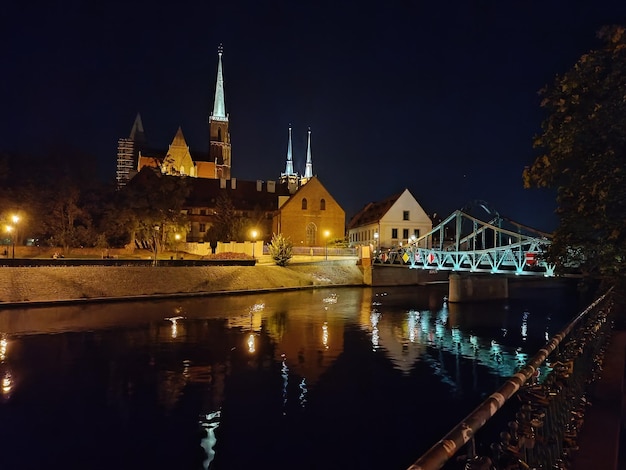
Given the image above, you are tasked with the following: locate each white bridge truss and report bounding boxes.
[374,209,555,277]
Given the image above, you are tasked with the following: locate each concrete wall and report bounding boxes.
[448,273,509,302]
[0,264,365,305]
[371,265,449,286]
[371,266,511,303]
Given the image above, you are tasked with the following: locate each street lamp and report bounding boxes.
[174,233,181,259]
[373,231,379,254]
[251,229,258,259]
[324,230,330,260]
[10,215,19,259]
[153,225,160,266]
[5,226,13,259]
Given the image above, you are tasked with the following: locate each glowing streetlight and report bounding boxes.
[174,233,181,260]
[251,229,258,259]
[324,230,330,260]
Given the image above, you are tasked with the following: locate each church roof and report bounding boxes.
[186,178,291,212]
[347,192,403,229]
[170,127,187,148]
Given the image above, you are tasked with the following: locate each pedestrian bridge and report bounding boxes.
[374,205,555,277]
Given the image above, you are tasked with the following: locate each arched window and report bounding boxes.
[302,198,308,210]
[320,198,326,210]
[306,223,317,246]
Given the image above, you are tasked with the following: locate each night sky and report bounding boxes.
[4,1,626,232]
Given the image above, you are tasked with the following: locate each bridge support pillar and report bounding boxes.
[362,265,373,286]
[448,273,508,302]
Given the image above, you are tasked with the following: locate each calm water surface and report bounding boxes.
[0,281,587,469]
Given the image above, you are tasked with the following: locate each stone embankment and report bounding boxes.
[0,263,365,306]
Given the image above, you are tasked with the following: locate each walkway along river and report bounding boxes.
[0,280,588,470]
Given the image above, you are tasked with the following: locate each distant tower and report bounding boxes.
[209,44,231,179]
[116,113,146,189]
[301,127,314,184]
[280,125,299,191]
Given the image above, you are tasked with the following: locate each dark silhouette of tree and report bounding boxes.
[116,167,191,248]
[208,193,245,242]
[41,181,91,251]
[524,25,626,282]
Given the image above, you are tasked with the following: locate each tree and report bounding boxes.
[40,180,92,252]
[209,193,244,242]
[116,167,191,248]
[523,25,626,282]
[268,233,293,266]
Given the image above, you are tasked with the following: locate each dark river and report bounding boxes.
[0,280,587,470]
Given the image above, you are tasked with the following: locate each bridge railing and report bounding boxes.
[406,288,614,470]
[373,244,555,276]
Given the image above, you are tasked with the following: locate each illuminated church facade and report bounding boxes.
[116,46,231,187]
[116,46,316,190]
[115,46,346,245]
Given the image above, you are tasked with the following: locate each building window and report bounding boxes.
[403,211,410,221]
[302,198,308,210]
[403,229,409,240]
[320,198,326,210]
[414,229,420,238]
[200,209,207,215]
[392,228,398,239]
[199,223,206,233]
[306,222,317,246]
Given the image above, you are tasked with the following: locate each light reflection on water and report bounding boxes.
[0,281,584,470]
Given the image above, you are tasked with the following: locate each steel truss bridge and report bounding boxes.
[373,204,555,277]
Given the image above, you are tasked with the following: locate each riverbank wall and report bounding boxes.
[0,263,365,307]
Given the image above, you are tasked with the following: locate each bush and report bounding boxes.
[268,233,293,266]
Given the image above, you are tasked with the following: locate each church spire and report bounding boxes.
[129,113,145,142]
[208,44,231,179]
[283,125,295,176]
[211,44,227,121]
[304,127,313,178]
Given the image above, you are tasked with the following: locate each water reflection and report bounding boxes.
[0,282,583,470]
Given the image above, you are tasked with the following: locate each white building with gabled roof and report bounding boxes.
[347,189,432,251]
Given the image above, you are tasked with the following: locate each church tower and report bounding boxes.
[116,113,146,189]
[279,125,299,192]
[301,127,314,184]
[209,45,231,179]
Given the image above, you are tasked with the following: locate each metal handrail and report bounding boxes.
[406,287,613,470]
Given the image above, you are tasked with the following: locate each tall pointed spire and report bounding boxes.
[304,127,313,178]
[211,44,227,121]
[283,125,294,176]
[129,113,145,142]
[209,44,231,179]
